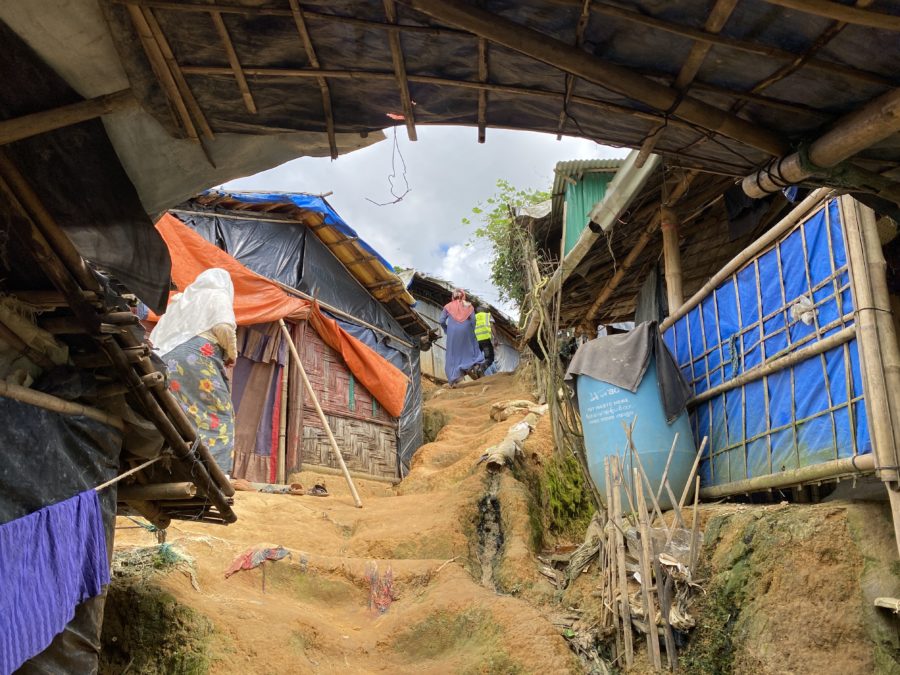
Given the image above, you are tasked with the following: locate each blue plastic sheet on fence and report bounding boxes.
[662,199,872,488]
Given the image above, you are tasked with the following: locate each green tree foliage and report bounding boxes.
[464,179,549,308]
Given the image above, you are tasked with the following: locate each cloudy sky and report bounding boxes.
[224,126,626,317]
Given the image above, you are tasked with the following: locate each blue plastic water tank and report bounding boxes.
[577,356,696,510]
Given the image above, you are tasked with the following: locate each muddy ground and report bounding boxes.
[104,372,900,674]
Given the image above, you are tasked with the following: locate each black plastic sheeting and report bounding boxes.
[173,208,423,475]
[0,21,170,314]
[0,398,122,675]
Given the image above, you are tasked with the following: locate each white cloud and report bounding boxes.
[224,126,627,320]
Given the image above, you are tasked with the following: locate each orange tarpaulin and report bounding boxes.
[155,213,408,417]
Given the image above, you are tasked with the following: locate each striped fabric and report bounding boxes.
[0,490,109,674]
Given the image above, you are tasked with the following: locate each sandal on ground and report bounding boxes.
[308,483,329,497]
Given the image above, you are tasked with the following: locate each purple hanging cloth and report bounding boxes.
[0,490,109,674]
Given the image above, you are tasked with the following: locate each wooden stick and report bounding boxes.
[554,0,592,139]
[656,564,679,671]
[279,319,363,507]
[402,0,787,156]
[383,0,418,141]
[118,481,197,501]
[210,11,257,114]
[634,467,662,670]
[662,187,834,330]
[0,379,125,430]
[624,421,671,537]
[586,1,891,86]
[477,38,488,143]
[635,0,739,166]
[277,361,289,484]
[124,499,171,530]
[95,456,163,492]
[126,4,199,140]
[0,89,137,146]
[140,6,216,143]
[663,480,686,529]
[688,325,856,406]
[689,476,702,570]
[678,436,708,513]
[0,319,55,369]
[655,432,680,506]
[661,207,684,311]
[763,0,900,31]
[611,457,634,667]
[605,458,623,660]
[585,171,699,326]
[288,0,338,159]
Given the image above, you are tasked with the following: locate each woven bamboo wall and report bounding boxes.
[298,324,399,478]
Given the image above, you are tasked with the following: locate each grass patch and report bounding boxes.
[543,453,594,540]
[393,607,521,671]
[100,581,213,675]
[265,563,361,605]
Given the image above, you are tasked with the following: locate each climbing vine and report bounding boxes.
[463,179,549,309]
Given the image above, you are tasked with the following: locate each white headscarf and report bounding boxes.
[150,268,236,357]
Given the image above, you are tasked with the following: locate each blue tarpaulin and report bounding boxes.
[663,199,871,488]
[202,191,395,275]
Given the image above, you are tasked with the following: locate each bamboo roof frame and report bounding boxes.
[107,0,900,195]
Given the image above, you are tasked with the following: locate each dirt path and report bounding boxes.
[109,373,579,674]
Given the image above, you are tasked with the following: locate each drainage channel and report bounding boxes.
[476,472,504,591]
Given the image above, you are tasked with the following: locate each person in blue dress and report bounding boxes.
[439,288,485,387]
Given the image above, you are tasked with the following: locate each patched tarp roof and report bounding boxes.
[102,0,900,180]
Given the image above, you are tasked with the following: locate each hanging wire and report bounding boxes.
[365,126,411,206]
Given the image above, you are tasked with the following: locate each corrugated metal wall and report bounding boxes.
[563,172,614,257]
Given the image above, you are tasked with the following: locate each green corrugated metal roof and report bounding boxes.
[550,159,624,255]
[550,159,625,235]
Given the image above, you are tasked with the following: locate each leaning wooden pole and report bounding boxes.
[279,319,363,508]
[660,207,683,312]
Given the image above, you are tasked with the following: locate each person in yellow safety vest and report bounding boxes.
[474,306,495,374]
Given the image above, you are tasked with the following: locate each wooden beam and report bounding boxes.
[555,0,593,140]
[763,0,900,31]
[583,170,699,327]
[181,64,810,143]
[210,10,257,114]
[140,7,216,141]
[288,0,338,159]
[477,38,488,143]
[126,3,199,140]
[0,90,137,146]
[384,0,418,140]
[398,0,787,156]
[635,0,738,167]
[113,0,469,38]
[586,1,893,88]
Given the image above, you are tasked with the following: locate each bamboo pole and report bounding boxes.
[655,433,679,506]
[611,457,634,668]
[763,0,900,31]
[661,207,684,312]
[604,458,623,661]
[743,87,900,198]
[277,361,289,484]
[118,481,197,501]
[688,325,857,406]
[0,90,137,146]
[699,452,875,498]
[0,379,125,430]
[585,171,699,328]
[279,319,363,507]
[842,197,898,483]
[661,187,834,331]
[634,467,662,670]
[401,0,787,156]
[678,437,708,512]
